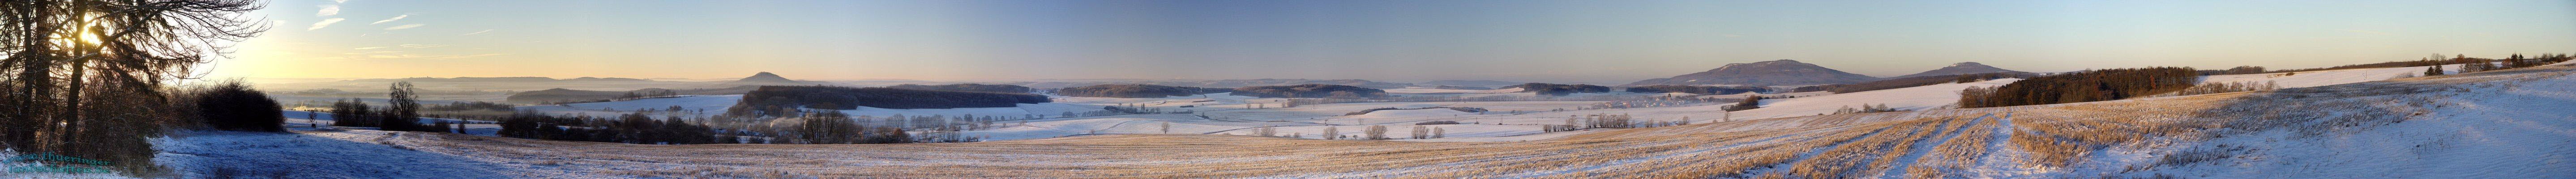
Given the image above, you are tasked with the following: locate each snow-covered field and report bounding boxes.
[126,63,2574,178]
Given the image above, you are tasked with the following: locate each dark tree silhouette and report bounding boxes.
[0,0,270,174]
[190,80,283,132]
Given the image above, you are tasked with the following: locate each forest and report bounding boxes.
[1957,67,2198,108]
[1054,84,1234,98]
[1231,84,1389,99]
[1502,83,1610,96]
[885,83,1036,94]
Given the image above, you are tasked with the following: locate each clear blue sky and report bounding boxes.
[211,0,2576,83]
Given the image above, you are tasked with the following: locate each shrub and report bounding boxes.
[1057,84,1232,98]
[190,80,286,132]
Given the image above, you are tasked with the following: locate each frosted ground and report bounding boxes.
[510,61,2475,143]
[119,62,2576,178]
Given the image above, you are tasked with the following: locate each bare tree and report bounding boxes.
[1,0,270,174]
[1431,127,1444,138]
[1322,126,1339,140]
[1410,126,1428,139]
[1365,125,1387,140]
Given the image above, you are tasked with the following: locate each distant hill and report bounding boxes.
[710,72,834,87]
[503,85,760,104]
[1627,60,1881,86]
[735,72,798,83]
[725,85,1051,116]
[1005,79,1412,89]
[1416,80,1523,88]
[562,77,651,82]
[1888,62,2024,79]
[344,77,650,82]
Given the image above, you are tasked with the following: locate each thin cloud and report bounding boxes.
[351,46,388,50]
[307,18,345,30]
[331,0,348,3]
[384,24,424,30]
[370,14,408,25]
[458,30,493,36]
[317,4,339,16]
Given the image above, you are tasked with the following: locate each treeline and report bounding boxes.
[494,110,738,145]
[1232,84,1388,99]
[1624,85,1768,95]
[1503,83,1610,96]
[427,101,515,111]
[2174,81,2282,96]
[785,111,916,144]
[2262,53,2572,74]
[886,83,1035,94]
[1959,67,2198,108]
[726,85,1050,117]
[327,82,467,133]
[1054,84,1232,98]
[1831,104,1906,115]
[1429,85,1493,90]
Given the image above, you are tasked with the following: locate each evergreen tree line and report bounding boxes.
[1959,67,2199,108]
[1503,83,1612,96]
[1231,84,1390,99]
[1053,84,1233,98]
[886,83,1036,94]
[1724,95,1766,111]
[2195,66,2272,76]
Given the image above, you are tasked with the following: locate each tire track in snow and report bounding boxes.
[1516,132,1805,177]
[1738,123,1906,177]
[1874,113,1992,178]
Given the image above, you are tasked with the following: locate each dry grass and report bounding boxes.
[298,65,2576,178]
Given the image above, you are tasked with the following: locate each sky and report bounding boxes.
[206,0,2576,83]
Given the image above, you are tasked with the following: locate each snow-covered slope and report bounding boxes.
[153,64,2576,178]
[2200,63,2490,88]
